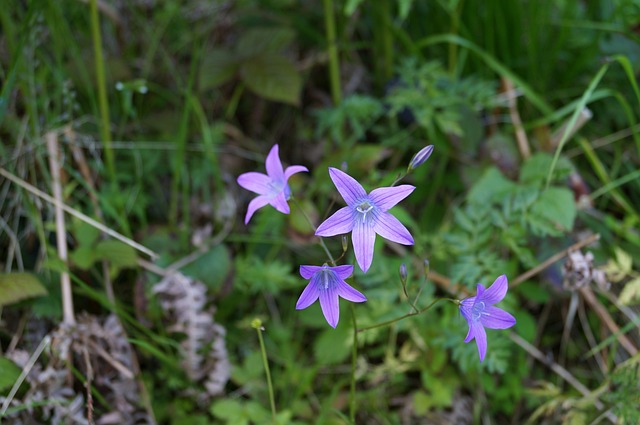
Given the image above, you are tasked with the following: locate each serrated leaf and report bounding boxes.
[520,152,573,184]
[614,247,633,274]
[199,48,239,90]
[0,357,22,394]
[0,273,48,307]
[467,167,516,205]
[240,53,301,105]
[529,187,576,234]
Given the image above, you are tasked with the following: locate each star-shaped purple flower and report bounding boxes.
[296,264,366,328]
[237,144,308,224]
[315,168,415,272]
[460,274,516,362]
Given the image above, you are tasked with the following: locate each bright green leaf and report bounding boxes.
[70,246,97,270]
[530,187,576,233]
[181,244,231,290]
[0,273,48,307]
[0,357,22,395]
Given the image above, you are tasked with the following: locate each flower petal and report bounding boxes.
[300,265,323,279]
[476,284,486,301]
[284,165,308,180]
[296,280,320,310]
[332,265,354,280]
[328,168,367,206]
[464,321,476,343]
[319,286,340,328]
[373,212,414,245]
[336,281,367,303]
[352,221,376,272]
[481,275,509,305]
[474,323,487,362]
[269,191,290,214]
[237,172,272,195]
[460,298,475,324]
[245,196,270,224]
[265,144,284,181]
[315,207,355,237]
[481,306,516,329]
[368,185,415,211]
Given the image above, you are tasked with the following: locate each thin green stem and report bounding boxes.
[349,303,357,423]
[357,298,458,333]
[292,198,336,265]
[253,320,277,424]
[323,0,341,105]
[88,0,114,181]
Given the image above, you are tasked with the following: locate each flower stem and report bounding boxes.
[323,0,341,105]
[349,303,358,423]
[357,298,458,332]
[292,198,336,266]
[252,320,277,424]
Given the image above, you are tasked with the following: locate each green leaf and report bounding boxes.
[95,240,138,273]
[619,277,640,305]
[236,28,295,57]
[313,325,352,365]
[0,273,48,307]
[181,244,231,290]
[467,167,516,205]
[0,357,22,395]
[240,53,301,105]
[529,187,576,234]
[210,399,247,424]
[72,218,100,247]
[199,48,239,90]
[520,152,572,185]
[70,246,97,270]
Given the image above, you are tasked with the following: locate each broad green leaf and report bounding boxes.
[236,28,295,57]
[70,246,97,270]
[240,53,301,105]
[181,244,231,290]
[95,240,138,270]
[199,48,239,90]
[467,167,516,205]
[0,273,48,307]
[313,325,352,365]
[0,357,22,394]
[398,0,414,19]
[72,217,100,247]
[530,187,576,233]
[520,152,572,185]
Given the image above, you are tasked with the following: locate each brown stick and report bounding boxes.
[46,132,76,325]
[504,78,531,160]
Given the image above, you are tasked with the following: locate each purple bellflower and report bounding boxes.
[296,264,366,328]
[315,168,415,272]
[460,275,516,362]
[237,144,308,224]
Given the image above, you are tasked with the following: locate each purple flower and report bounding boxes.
[315,168,415,272]
[408,145,434,171]
[296,264,366,328]
[237,144,308,224]
[460,275,516,362]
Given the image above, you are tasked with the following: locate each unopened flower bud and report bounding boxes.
[341,161,348,172]
[342,235,348,252]
[251,318,264,330]
[408,145,434,171]
[423,259,430,277]
[399,263,408,284]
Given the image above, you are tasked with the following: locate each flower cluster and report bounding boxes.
[237,144,516,361]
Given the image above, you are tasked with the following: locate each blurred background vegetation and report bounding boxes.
[1,0,640,424]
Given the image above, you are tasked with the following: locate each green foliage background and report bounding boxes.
[1,0,640,424]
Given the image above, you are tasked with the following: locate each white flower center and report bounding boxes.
[356,200,374,221]
[472,301,486,321]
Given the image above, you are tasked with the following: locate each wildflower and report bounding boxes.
[296,264,366,328]
[460,275,516,362]
[315,168,415,272]
[408,145,434,171]
[237,144,308,224]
